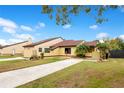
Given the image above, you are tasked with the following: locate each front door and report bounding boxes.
[65,48,71,54]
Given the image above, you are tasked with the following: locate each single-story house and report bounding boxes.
[50,40,84,56]
[23,37,100,59]
[50,40,100,59]
[23,37,64,57]
[0,40,32,55]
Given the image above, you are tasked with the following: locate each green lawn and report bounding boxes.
[0,55,21,58]
[0,57,67,73]
[18,58,124,88]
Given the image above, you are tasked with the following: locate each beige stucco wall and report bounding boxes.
[1,41,32,55]
[51,46,100,59]
[24,47,35,57]
[85,48,100,59]
[51,47,76,56]
[85,53,92,57]
[0,49,1,55]
[24,38,63,57]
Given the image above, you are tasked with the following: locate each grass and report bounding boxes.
[0,57,67,73]
[0,55,21,58]
[18,58,124,88]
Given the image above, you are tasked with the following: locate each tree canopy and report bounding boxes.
[41,5,118,25]
[105,38,124,50]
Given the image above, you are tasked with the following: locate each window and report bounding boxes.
[65,48,71,54]
[39,48,42,52]
[44,48,50,53]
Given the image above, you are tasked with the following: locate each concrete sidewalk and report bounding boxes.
[0,58,83,88]
[0,57,25,61]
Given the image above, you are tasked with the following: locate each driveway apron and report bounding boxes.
[0,58,83,88]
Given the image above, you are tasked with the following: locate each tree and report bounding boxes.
[96,43,109,59]
[75,45,89,57]
[105,38,124,50]
[41,5,118,25]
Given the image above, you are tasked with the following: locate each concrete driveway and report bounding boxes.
[0,58,83,88]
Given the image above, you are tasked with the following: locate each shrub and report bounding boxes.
[40,53,44,59]
[30,55,40,60]
[97,43,109,59]
[75,45,89,57]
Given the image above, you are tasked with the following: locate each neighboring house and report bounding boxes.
[0,40,32,55]
[50,40,84,56]
[23,37,64,57]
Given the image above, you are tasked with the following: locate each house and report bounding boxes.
[50,40,84,56]
[23,37,64,58]
[0,45,2,54]
[23,37,100,59]
[0,40,32,55]
[50,40,100,59]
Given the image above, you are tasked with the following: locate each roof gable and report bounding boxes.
[23,37,64,47]
[1,41,29,48]
[51,40,83,49]
[83,40,99,46]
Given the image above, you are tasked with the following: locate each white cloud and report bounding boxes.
[119,5,124,12]
[0,17,18,33]
[35,22,45,29]
[96,32,109,39]
[0,17,17,28]
[20,25,33,31]
[63,24,72,29]
[0,39,8,45]
[89,25,98,30]
[119,35,124,40]
[0,38,24,45]
[3,27,16,34]
[8,39,22,44]
[38,22,45,28]
[14,34,34,40]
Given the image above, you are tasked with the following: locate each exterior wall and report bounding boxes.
[51,47,76,56]
[24,38,63,57]
[50,48,60,56]
[1,41,32,55]
[51,46,100,59]
[85,53,92,57]
[85,47,100,59]
[0,49,1,55]
[23,47,35,57]
[35,38,63,56]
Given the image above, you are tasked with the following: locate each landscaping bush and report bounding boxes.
[30,55,40,60]
[40,53,44,59]
[75,45,89,57]
[97,43,109,59]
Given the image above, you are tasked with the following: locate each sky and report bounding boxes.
[0,5,124,45]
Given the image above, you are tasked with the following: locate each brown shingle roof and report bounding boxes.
[0,45,2,49]
[23,37,64,47]
[1,41,29,48]
[51,40,83,49]
[83,40,99,46]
